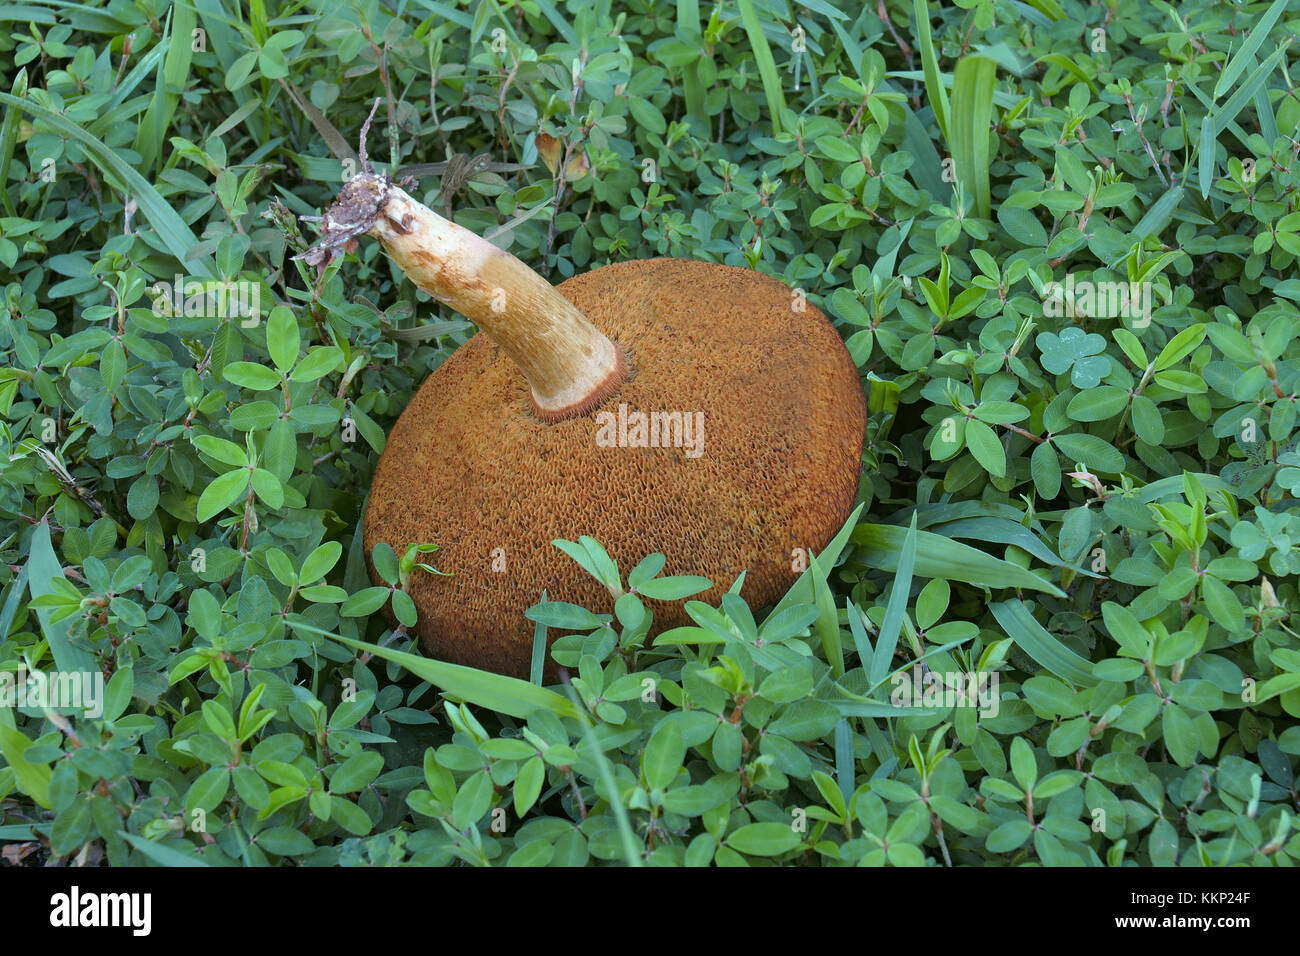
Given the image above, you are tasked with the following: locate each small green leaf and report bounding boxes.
[514,756,545,817]
[266,305,299,373]
[196,468,251,521]
[329,751,383,794]
[126,474,159,520]
[290,346,343,382]
[635,575,712,601]
[223,362,283,391]
[193,435,248,468]
[1010,736,1037,791]
[250,468,283,510]
[301,541,343,584]
[642,721,685,790]
[726,822,803,857]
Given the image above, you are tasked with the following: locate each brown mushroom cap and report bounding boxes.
[363,257,865,677]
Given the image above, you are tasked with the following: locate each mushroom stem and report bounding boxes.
[308,174,625,421]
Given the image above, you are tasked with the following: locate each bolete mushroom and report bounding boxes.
[300,136,865,678]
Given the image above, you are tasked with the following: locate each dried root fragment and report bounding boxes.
[296,103,624,420]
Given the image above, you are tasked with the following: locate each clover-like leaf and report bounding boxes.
[1036,327,1110,389]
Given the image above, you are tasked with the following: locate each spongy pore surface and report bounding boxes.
[363,258,866,677]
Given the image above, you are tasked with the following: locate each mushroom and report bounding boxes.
[300,132,865,678]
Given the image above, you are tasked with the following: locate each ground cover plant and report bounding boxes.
[0,0,1298,867]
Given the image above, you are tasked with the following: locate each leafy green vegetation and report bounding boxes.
[1,0,1298,867]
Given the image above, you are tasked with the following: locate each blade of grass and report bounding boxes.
[0,68,24,216]
[1208,48,1284,160]
[281,79,358,164]
[799,0,849,20]
[888,82,951,198]
[26,522,95,674]
[530,589,548,686]
[767,503,865,614]
[469,0,495,49]
[910,499,1032,525]
[0,562,28,644]
[1215,0,1290,99]
[191,0,261,135]
[1008,1,1052,28]
[380,319,472,344]
[1215,39,1292,136]
[1035,53,1097,95]
[0,91,216,278]
[863,717,898,768]
[561,680,642,866]
[831,14,862,71]
[1132,472,1235,502]
[834,718,854,807]
[271,181,322,217]
[836,634,977,706]
[0,4,56,26]
[975,41,1031,78]
[1255,82,1279,146]
[134,1,197,175]
[949,55,997,218]
[989,598,1098,686]
[1198,115,1217,199]
[846,599,874,673]
[209,96,262,141]
[809,550,845,678]
[875,636,976,693]
[339,510,370,642]
[528,0,578,45]
[247,0,270,45]
[888,69,1021,108]
[288,618,578,719]
[1184,81,1251,152]
[189,0,244,68]
[912,0,949,141]
[23,0,133,33]
[835,701,941,717]
[870,514,917,687]
[484,198,556,244]
[852,522,1065,596]
[1131,184,1184,241]
[924,516,1099,576]
[94,44,168,123]
[120,832,210,866]
[677,0,707,129]
[1020,0,1065,20]
[283,150,352,183]
[736,0,787,136]
[409,0,475,29]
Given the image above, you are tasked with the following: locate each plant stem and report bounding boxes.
[303,175,626,421]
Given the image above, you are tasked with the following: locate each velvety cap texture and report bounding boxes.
[363,258,866,677]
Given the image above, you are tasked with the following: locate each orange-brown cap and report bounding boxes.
[363,258,865,677]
